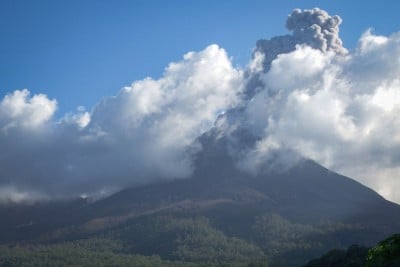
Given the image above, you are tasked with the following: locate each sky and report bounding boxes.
[1,0,400,115]
[1,1,400,204]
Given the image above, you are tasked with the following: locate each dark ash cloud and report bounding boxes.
[255,8,346,71]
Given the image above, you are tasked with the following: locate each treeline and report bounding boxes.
[111,216,267,266]
[303,233,400,267]
[0,212,398,267]
[0,238,182,267]
[0,216,268,267]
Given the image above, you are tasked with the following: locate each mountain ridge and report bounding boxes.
[1,128,400,266]
[1,154,399,266]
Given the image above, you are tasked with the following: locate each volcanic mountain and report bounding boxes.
[1,130,400,267]
[1,7,400,267]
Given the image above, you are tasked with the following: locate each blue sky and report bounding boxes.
[1,0,399,115]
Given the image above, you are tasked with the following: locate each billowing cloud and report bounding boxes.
[0,89,57,131]
[239,29,400,203]
[1,8,400,204]
[0,44,243,200]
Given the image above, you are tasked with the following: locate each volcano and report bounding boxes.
[1,7,400,267]
[1,130,399,267]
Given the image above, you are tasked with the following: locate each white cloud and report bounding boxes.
[0,89,57,132]
[264,45,333,91]
[87,44,243,179]
[0,186,47,203]
[0,44,243,200]
[61,106,91,128]
[241,31,400,203]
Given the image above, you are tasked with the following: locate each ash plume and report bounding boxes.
[255,8,346,71]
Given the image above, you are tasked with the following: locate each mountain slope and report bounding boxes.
[1,132,400,267]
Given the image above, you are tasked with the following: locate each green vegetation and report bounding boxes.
[0,210,398,267]
[303,233,400,267]
[251,213,324,266]
[114,216,267,266]
[366,233,400,267]
[0,238,183,267]
[0,216,267,267]
[302,245,369,267]
[253,213,323,255]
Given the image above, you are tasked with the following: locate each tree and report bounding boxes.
[366,233,400,267]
